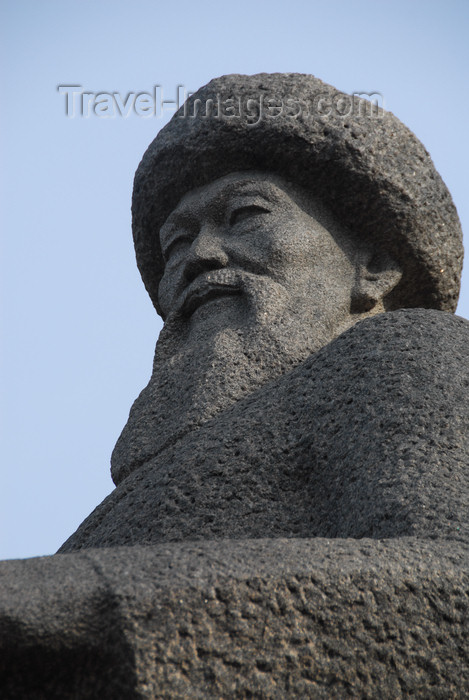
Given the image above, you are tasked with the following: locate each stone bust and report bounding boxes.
[2,74,468,699]
[58,72,467,550]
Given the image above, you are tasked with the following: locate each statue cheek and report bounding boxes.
[266,235,315,271]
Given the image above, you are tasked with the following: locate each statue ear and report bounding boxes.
[351,249,403,313]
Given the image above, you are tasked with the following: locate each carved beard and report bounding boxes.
[152,272,335,426]
[111,274,331,485]
[111,270,358,484]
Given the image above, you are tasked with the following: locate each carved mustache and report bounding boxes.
[178,269,244,317]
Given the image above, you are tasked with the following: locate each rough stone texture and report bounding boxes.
[2,73,468,698]
[132,73,463,317]
[62,309,469,551]
[1,539,468,699]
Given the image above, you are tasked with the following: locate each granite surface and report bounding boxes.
[63,309,469,550]
[1,538,467,698]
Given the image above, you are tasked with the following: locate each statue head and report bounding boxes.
[132,73,463,335]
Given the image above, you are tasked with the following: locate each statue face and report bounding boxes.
[158,171,358,343]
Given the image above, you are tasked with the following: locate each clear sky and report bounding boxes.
[1,0,468,560]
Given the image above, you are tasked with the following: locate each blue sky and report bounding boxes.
[1,0,468,560]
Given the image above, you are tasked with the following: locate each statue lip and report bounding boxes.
[180,272,242,316]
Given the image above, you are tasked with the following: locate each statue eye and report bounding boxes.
[229,205,270,226]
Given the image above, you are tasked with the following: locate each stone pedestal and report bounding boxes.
[1,538,467,698]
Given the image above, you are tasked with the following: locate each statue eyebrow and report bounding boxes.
[221,180,282,203]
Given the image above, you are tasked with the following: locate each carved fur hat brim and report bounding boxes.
[132,73,463,317]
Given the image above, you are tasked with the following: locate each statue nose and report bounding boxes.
[183,227,229,284]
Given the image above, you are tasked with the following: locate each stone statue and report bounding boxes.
[1,74,468,698]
